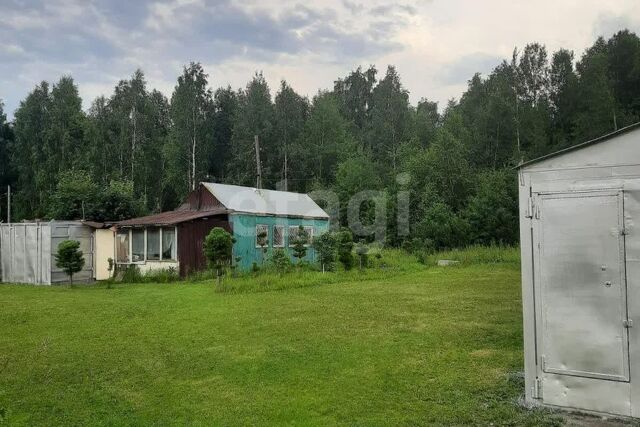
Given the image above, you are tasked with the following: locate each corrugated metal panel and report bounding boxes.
[0,221,94,285]
[117,208,229,227]
[202,182,329,219]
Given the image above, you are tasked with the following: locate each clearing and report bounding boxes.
[0,250,563,425]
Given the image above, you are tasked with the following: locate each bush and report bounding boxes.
[312,231,337,271]
[291,225,309,264]
[269,249,292,274]
[121,265,143,283]
[465,169,518,245]
[336,228,355,270]
[203,227,235,280]
[355,241,369,270]
[414,202,469,251]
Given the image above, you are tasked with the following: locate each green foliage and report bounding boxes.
[465,169,519,245]
[312,231,337,271]
[415,202,470,251]
[291,225,309,263]
[355,241,369,270]
[203,227,234,275]
[54,240,85,283]
[268,249,292,275]
[336,228,355,270]
[48,169,99,220]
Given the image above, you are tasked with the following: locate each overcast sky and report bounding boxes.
[1,0,639,120]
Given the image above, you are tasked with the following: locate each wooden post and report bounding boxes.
[254,135,262,190]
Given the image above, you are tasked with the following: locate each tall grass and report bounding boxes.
[424,245,520,266]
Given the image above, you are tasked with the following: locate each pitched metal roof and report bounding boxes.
[517,122,640,169]
[117,208,228,227]
[201,182,329,219]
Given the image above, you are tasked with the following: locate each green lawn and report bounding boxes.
[0,252,560,426]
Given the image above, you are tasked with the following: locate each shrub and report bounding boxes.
[414,202,469,251]
[291,225,309,264]
[203,227,235,281]
[336,228,355,270]
[54,240,85,284]
[121,265,143,283]
[312,231,337,272]
[355,241,369,270]
[269,249,292,275]
[465,169,518,245]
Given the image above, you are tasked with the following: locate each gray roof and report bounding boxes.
[201,182,329,219]
[517,122,640,169]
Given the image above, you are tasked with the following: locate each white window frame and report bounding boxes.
[273,225,285,248]
[115,226,178,264]
[256,224,269,248]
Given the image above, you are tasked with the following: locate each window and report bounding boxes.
[256,224,269,248]
[289,226,313,247]
[116,230,130,263]
[273,225,284,248]
[304,226,314,246]
[132,229,145,262]
[147,227,160,260]
[162,227,176,260]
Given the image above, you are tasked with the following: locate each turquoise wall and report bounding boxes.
[229,213,329,271]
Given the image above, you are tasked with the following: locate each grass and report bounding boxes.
[0,247,561,426]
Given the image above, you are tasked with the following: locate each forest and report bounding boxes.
[0,30,639,250]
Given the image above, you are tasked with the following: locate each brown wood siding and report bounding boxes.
[178,184,224,211]
[178,215,230,277]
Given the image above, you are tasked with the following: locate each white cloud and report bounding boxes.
[1,0,639,118]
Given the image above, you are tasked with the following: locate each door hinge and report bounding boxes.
[525,198,533,218]
[540,354,546,370]
[533,377,543,399]
[624,319,633,328]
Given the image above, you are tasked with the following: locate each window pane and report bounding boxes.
[304,227,314,246]
[273,225,284,247]
[288,226,298,247]
[116,230,129,263]
[162,227,175,260]
[147,227,160,260]
[256,224,269,248]
[132,229,145,262]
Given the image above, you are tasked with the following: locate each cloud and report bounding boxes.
[439,53,503,85]
[0,0,639,120]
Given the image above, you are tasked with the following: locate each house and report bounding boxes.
[0,220,115,284]
[518,122,640,418]
[116,183,330,276]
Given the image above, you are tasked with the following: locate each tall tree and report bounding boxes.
[12,82,51,218]
[168,62,214,193]
[273,81,308,190]
[549,49,578,148]
[228,72,274,187]
[368,66,412,171]
[0,101,15,221]
[333,66,377,138]
[295,92,352,190]
[211,86,238,182]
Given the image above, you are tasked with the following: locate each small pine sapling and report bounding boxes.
[312,231,337,273]
[55,240,85,284]
[256,228,268,264]
[292,225,309,265]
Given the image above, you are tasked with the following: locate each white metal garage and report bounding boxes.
[518,122,640,418]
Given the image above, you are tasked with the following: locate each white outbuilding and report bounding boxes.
[518,122,640,418]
